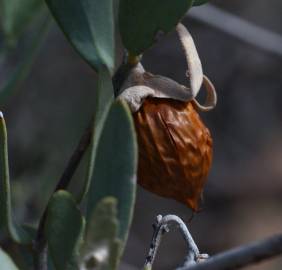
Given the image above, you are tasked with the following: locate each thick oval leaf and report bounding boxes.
[119,0,194,55]
[0,113,33,244]
[87,100,137,246]
[0,248,19,270]
[193,0,209,6]
[77,66,114,203]
[46,0,115,73]
[1,0,45,45]
[81,197,121,270]
[45,190,84,270]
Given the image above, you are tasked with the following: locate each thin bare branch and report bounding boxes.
[145,216,282,270]
[144,215,208,270]
[188,4,282,57]
[179,234,282,270]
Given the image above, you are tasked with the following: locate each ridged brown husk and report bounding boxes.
[133,97,212,210]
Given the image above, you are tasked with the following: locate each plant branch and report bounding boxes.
[54,123,92,191]
[37,121,92,221]
[188,4,282,57]
[182,234,282,270]
[33,122,92,270]
[33,56,137,270]
[144,215,208,270]
[145,216,282,270]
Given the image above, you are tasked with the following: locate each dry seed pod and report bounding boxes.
[133,98,212,210]
[117,23,216,210]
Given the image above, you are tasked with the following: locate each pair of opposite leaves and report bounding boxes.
[118,23,217,211]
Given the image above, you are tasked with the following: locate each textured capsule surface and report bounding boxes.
[133,97,213,210]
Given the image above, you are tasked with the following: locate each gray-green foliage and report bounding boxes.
[119,0,194,55]
[81,197,121,270]
[0,0,50,105]
[45,92,137,270]
[45,0,115,73]
[0,248,19,270]
[0,15,51,106]
[87,100,138,245]
[0,114,33,244]
[45,191,85,270]
[0,0,210,269]
[0,0,45,45]
[79,66,114,203]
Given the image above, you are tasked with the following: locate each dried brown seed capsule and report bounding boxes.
[117,23,217,210]
[133,97,212,211]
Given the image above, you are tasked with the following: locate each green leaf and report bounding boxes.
[0,113,33,244]
[46,0,115,73]
[87,100,137,248]
[0,0,45,45]
[82,197,121,270]
[45,190,85,270]
[193,0,209,6]
[0,14,51,106]
[119,0,194,55]
[77,66,114,203]
[2,243,35,270]
[0,248,19,270]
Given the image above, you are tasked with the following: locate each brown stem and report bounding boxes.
[33,122,92,270]
[33,245,48,270]
[54,123,92,191]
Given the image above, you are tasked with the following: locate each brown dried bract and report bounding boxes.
[133,97,212,211]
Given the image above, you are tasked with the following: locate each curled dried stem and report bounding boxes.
[192,75,217,112]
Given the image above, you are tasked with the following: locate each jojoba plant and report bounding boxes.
[1,1,282,270]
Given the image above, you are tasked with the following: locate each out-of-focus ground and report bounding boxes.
[1,0,282,269]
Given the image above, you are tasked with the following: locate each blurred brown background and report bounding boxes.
[1,0,282,269]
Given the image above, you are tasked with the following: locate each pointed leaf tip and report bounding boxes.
[46,0,115,73]
[0,114,33,244]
